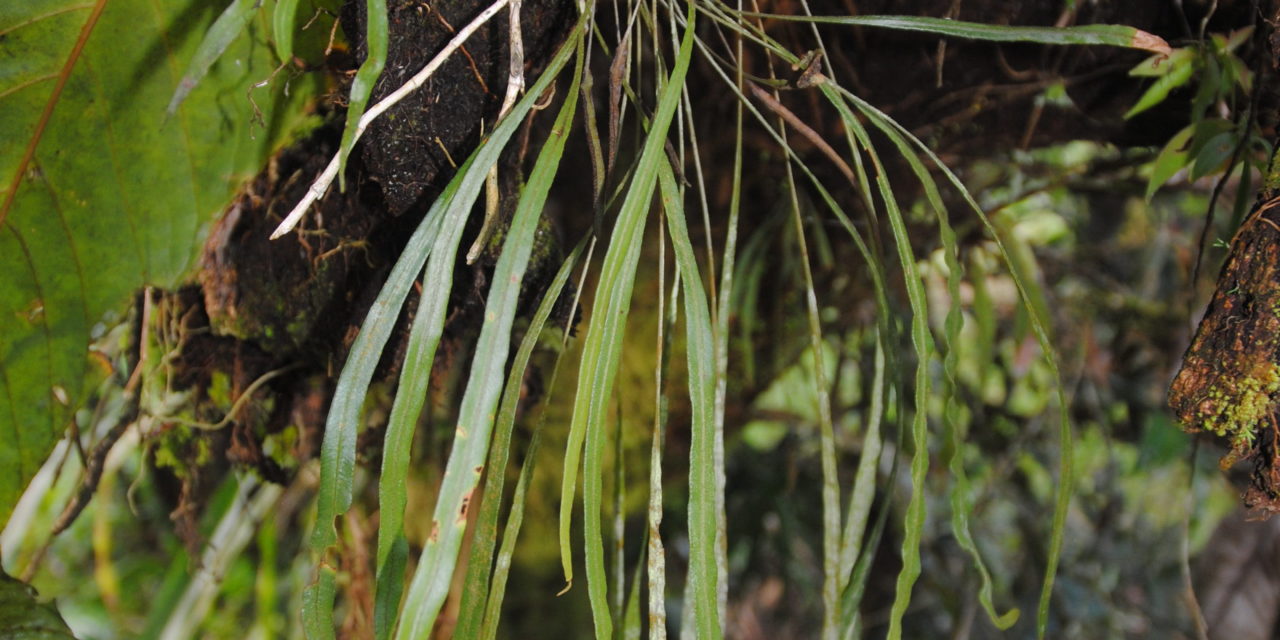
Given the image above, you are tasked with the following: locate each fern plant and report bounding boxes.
[2,0,1209,638]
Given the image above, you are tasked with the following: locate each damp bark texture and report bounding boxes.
[1171,189,1280,513]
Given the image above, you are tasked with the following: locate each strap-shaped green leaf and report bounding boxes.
[167,0,263,115]
[557,6,696,639]
[855,101,1021,630]
[273,0,301,63]
[409,42,586,640]
[657,157,722,640]
[748,12,1170,54]
[390,22,586,640]
[336,0,387,190]
[304,13,588,640]
[838,83,1072,639]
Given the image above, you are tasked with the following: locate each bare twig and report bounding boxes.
[747,81,856,183]
[271,0,513,239]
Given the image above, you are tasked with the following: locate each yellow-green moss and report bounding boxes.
[1199,361,1280,449]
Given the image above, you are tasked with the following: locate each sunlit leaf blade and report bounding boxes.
[166,0,262,116]
[748,13,1170,53]
[336,0,387,190]
[390,28,585,640]
[557,9,695,640]
[0,0,319,527]
[658,157,721,640]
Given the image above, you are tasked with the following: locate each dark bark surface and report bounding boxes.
[1170,195,1280,512]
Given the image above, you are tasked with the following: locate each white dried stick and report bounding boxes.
[271,0,513,239]
[467,0,525,263]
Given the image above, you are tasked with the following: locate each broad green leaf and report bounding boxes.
[0,0,320,527]
[1145,125,1194,201]
[1186,118,1235,157]
[0,569,74,639]
[747,13,1170,53]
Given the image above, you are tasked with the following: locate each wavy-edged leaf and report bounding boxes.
[0,0,320,527]
[747,13,1170,54]
[852,96,1020,630]
[838,86,1073,639]
[838,107,935,640]
[557,8,695,640]
[658,156,721,640]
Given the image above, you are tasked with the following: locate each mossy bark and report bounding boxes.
[1171,144,1280,514]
